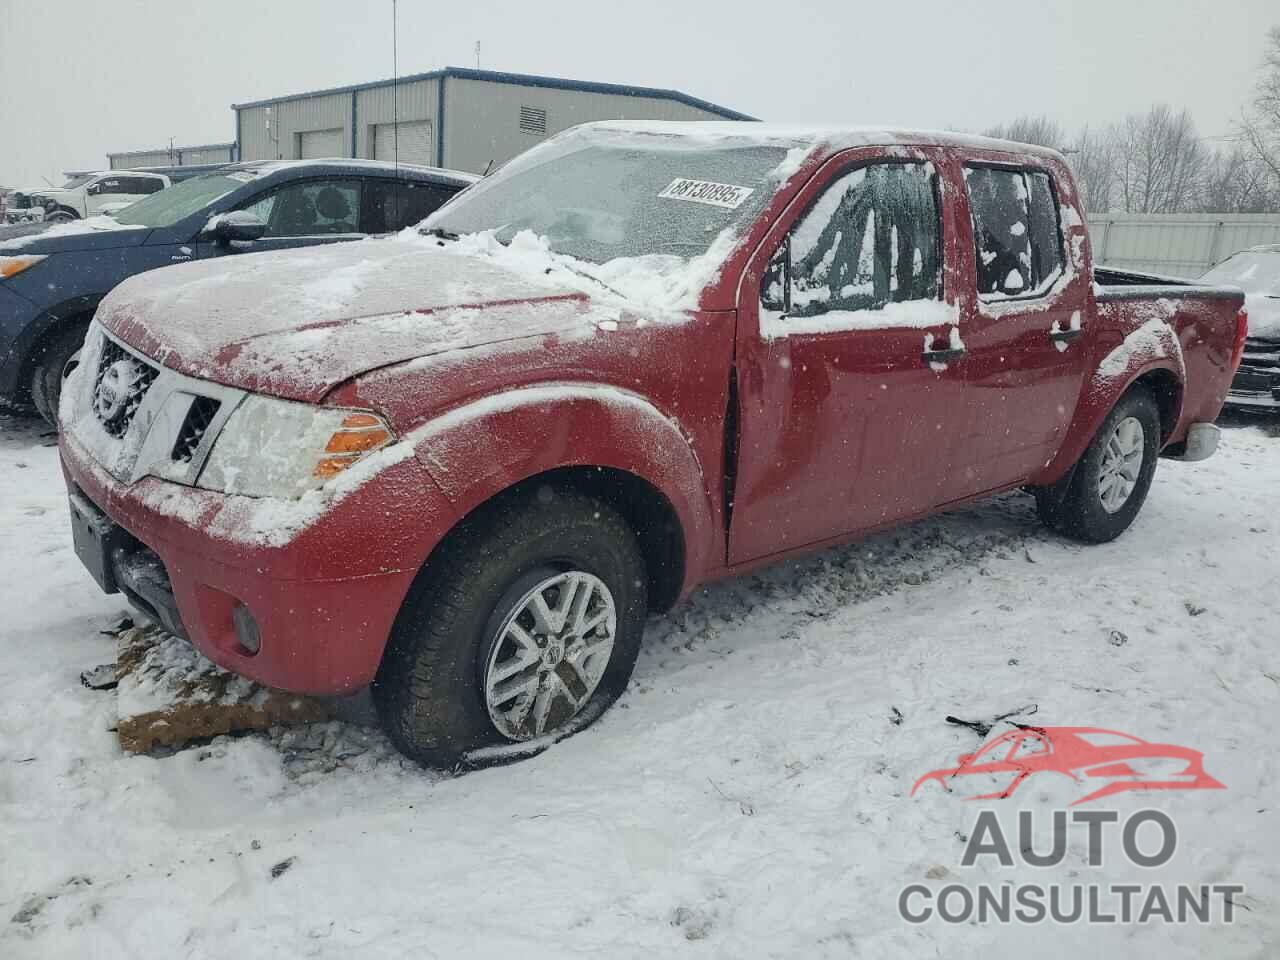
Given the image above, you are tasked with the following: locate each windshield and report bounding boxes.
[425,131,793,263]
[1202,251,1280,295]
[112,172,252,228]
[60,174,92,189]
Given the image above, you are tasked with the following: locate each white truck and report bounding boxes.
[4,171,171,224]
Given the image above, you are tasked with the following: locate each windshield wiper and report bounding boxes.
[420,226,459,241]
[551,255,628,301]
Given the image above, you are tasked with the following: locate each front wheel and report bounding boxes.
[45,209,77,224]
[372,486,647,767]
[1035,388,1161,543]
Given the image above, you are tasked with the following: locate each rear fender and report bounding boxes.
[408,383,717,594]
[1034,353,1184,487]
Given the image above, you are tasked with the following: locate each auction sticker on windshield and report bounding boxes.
[658,178,755,209]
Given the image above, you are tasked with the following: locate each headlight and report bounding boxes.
[198,395,394,499]
[0,255,47,279]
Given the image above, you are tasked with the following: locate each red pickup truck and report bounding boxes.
[59,123,1248,765]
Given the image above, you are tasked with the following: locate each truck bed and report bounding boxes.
[1093,266,1244,303]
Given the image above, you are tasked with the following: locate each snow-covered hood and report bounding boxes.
[97,231,700,403]
[1244,293,1280,340]
[0,215,148,254]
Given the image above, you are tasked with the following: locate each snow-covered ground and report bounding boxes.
[1,408,1276,958]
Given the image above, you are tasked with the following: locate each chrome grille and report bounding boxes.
[93,339,160,437]
[171,396,221,462]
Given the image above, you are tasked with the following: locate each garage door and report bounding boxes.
[372,121,433,165]
[297,128,346,159]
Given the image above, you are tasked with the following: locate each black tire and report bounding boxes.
[30,320,90,427]
[1034,388,1161,543]
[46,208,78,224]
[372,484,648,767]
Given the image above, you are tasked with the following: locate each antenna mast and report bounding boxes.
[392,0,400,174]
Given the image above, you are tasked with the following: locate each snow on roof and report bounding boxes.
[581,120,1068,161]
[229,158,479,184]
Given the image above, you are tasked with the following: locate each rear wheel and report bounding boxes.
[30,320,90,427]
[1035,388,1161,543]
[372,485,647,767]
[45,208,77,224]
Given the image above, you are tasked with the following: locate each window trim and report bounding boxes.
[762,157,946,322]
[963,161,1067,305]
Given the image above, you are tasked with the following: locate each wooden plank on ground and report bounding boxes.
[115,626,329,753]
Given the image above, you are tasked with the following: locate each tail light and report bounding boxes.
[1230,307,1249,373]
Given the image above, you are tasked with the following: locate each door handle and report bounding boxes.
[922,345,966,365]
[1049,327,1084,344]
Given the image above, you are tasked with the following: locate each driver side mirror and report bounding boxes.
[211,210,267,245]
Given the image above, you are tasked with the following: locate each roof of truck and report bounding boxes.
[582,120,1067,161]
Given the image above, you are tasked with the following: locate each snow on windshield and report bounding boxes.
[425,127,794,264]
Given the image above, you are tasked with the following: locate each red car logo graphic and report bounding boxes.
[911,727,1224,806]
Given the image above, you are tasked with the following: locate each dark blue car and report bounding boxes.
[0,159,477,422]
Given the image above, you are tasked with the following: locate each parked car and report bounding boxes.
[57,122,1247,766]
[1201,244,1280,411]
[0,159,478,422]
[4,171,171,224]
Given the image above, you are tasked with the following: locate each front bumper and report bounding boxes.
[60,429,456,695]
[1225,339,1280,411]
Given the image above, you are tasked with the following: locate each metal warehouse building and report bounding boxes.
[107,142,237,170]
[231,66,753,174]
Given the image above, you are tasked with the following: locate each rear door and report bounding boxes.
[362,178,460,233]
[729,148,969,564]
[945,157,1090,496]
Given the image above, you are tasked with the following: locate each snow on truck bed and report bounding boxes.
[1,409,1277,957]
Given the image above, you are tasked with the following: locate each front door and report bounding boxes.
[194,178,367,260]
[944,159,1090,497]
[729,150,969,564]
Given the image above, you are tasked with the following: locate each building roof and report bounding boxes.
[230,66,754,120]
[107,142,236,158]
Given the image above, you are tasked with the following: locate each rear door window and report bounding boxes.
[362,179,458,233]
[965,166,1064,299]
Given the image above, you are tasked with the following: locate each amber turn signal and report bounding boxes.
[324,426,392,454]
[312,411,394,479]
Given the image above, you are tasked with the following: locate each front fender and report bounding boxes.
[406,383,718,595]
[0,292,103,398]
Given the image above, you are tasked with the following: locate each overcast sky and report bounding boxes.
[0,0,1274,186]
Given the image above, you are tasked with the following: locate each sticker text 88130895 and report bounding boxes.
[657,178,755,209]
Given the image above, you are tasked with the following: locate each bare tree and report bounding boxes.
[1110,105,1209,213]
[1240,26,1280,190]
[983,115,1067,151]
[1197,147,1279,212]
[1066,125,1119,213]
